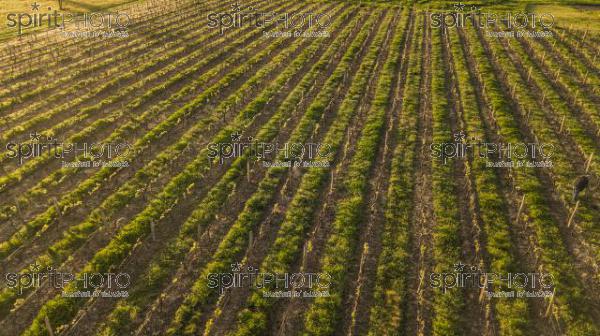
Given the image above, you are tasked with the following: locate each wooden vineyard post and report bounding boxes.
[246,159,251,183]
[329,170,335,194]
[416,268,424,294]
[151,221,156,241]
[585,153,594,173]
[545,288,556,318]
[52,197,62,218]
[44,315,55,336]
[559,116,566,133]
[516,194,526,224]
[114,218,125,231]
[541,91,546,104]
[478,272,488,303]
[303,243,308,261]
[14,198,23,225]
[568,201,579,228]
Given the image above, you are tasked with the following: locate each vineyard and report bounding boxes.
[0,0,598,335]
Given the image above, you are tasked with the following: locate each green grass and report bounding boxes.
[531,4,600,31]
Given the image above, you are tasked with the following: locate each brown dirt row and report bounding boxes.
[403,12,434,336]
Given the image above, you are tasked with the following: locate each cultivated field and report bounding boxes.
[0,0,598,335]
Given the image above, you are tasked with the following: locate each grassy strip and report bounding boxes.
[429,24,463,336]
